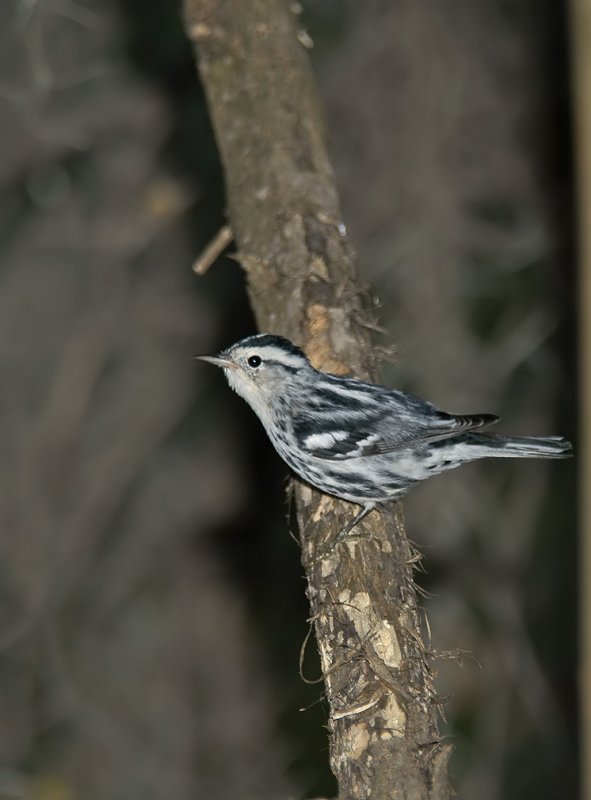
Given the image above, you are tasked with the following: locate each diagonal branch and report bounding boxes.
[183,1,451,797]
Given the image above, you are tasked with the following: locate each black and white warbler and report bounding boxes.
[198,334,572,541]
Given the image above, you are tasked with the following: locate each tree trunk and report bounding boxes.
[182,1,451,797]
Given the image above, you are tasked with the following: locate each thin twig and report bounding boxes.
[192,224,233,274]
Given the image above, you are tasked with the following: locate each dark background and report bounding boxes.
[0,1,576,798]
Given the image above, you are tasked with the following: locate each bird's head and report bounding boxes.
[197,334,312,419]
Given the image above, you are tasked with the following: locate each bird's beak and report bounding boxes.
[194,355,236,369]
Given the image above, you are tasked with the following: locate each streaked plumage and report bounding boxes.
[198,334,572,540]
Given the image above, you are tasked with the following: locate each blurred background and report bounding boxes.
[0,1,577,799]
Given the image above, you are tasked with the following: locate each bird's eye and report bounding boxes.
[247,355,262,368]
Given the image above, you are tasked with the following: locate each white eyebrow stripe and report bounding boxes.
[303,431,349,450]
[243,345,306,368]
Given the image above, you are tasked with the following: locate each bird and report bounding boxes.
[197,333,572,543]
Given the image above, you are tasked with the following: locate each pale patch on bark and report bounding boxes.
[320,557,336,578]
[342,722,371,761]
[311,493,336,522]
[298,483,313,506]
[310,254,330,281]
[379,693,406,738]
[342,591,402,670]
[316,621,336,693]
[305,303,350,374]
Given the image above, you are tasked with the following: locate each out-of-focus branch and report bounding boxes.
[183,1,451,797]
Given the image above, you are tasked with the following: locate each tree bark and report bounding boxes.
[182,1,451,797]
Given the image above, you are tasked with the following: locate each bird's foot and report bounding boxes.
[307,504,378,564]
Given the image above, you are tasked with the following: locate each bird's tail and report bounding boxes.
[466,433,573,460]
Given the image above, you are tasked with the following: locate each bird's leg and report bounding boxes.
[307,503,379,566]
[332,503,376,547]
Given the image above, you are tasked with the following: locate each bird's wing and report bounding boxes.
[291,381,499,460]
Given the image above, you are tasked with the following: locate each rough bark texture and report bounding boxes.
[183,1,451,797]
